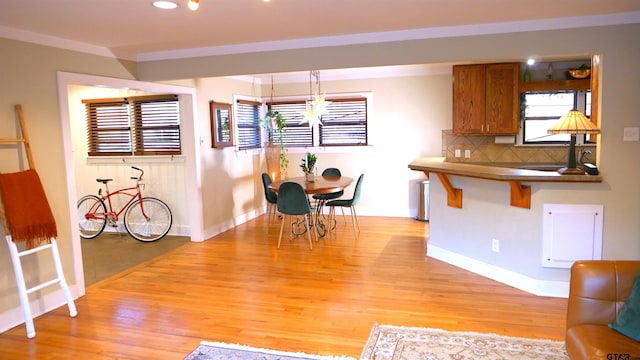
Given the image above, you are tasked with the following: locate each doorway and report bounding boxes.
[56,72,203,294]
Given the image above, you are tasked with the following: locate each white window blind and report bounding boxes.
[320,97,367,146]
[267,96,368,148]
[235,100,262,150]
[268,101,313,148]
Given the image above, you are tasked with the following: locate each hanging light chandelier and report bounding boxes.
[300,70,331,127]
[187,0,199,10]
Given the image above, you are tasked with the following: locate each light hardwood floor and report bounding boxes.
[0,215,568,359]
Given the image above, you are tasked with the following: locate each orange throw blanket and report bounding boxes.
[0,169,56,249]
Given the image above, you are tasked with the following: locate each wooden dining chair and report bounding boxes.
[276,182,315,250]
[326,173,364,239]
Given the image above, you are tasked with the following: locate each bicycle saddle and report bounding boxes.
[96,178,113,184]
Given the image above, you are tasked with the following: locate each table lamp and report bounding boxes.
[547,109,600,175]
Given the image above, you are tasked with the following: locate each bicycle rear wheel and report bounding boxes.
[124,197,172,242]
[77,195,107,239]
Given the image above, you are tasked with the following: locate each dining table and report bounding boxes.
[269,175,354,238]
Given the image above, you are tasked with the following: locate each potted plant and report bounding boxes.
[300,152,317,182]
[260,109,288,180]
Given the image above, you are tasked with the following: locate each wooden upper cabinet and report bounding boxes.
[452,65,485,134]
[453,63,519,135]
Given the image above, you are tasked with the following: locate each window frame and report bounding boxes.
[517,89,593,146]
[234,98,263,151]
[83,94,181,156]
[264,93,370,149]
[319,97,368,147]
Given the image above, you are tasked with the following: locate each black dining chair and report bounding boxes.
[277,182,315,250]
[326,173,364,239]
[261,173,278,228]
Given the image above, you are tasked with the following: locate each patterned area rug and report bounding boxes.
[184,341,356,360]
[360,324,569,360]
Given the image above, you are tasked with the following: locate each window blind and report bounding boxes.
[268,101,313,148]
[83,94,181,156]
[320,97,367,146]
[236,99,262,150]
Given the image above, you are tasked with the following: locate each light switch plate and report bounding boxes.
[624,127,639,141]
[454,149,461,158]
[464,149,471,158]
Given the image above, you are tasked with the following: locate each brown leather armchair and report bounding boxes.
[566,260,640,360]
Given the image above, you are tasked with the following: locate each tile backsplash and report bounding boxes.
[442,130,596,165]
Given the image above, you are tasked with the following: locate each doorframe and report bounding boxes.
[56,71,203,294]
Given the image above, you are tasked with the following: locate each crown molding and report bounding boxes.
[2,12,639,62]
[136,11,640,62]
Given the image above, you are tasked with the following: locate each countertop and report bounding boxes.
[408,157,603,183]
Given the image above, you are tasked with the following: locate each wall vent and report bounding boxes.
[542,204,603,268]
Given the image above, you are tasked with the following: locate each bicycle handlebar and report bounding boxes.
[131,166,144,181]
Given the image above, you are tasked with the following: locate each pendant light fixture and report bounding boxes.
[300,70,330,127]
[188,0,199,10]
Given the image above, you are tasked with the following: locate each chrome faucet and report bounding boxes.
[578,149,592,164]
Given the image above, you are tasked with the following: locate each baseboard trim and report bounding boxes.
[201,207,264,241]
[0,285,80,335]
[427,245,569,298]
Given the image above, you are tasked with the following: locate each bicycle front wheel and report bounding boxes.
[124,197,172,242]
[77,195,107,239]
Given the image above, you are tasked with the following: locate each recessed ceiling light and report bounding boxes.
[153,1,179,9]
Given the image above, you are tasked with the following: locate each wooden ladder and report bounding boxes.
[0,104,77,338]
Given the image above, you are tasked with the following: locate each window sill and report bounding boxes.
[284,145,373,155]
[86,155,186,165]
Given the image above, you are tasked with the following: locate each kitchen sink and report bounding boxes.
[518,165,564,172]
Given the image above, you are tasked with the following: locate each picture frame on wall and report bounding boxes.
[209,101,234,148]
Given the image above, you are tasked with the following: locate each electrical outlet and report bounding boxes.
[454,149,461,158]
[464,149,471,158]
[492,239,500,253]
[624,127,639,141]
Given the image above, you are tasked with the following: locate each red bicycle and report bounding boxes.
[77,166,172,242]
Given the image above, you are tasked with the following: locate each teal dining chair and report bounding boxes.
[261,173,278,228]
[312,168,344,203]
[276,182,315,250]
[326,173,364,239]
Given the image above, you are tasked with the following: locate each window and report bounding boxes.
[235,100,261,150]
[267,95,368,148]
[520,90,592,145]
[320,98,367,146]
[268,101,313,147]
[83,94,181,156]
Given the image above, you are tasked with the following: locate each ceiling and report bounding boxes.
[1,0,639,81]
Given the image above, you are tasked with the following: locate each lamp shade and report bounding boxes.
[548,109,600,135]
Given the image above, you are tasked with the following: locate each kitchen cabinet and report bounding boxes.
[452,63,520,135]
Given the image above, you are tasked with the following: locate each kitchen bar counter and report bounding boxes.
[408,157,603,209]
